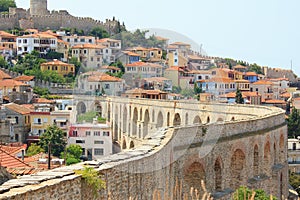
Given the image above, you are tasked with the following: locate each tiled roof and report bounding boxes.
[97,38,120,43]
[0,70,12,80]
[245,72,258,76]
[280,92,291,98]
[125,88,166,94]
[14,75,35,82]
[252,80,273,85]
[6,167,43,175]
[32,98,55,104]
[170,42,191,46]
[100,66,121,71]
[200,77,235,83]
[0,31,16,38]
[41,59,74,67]
[166,45,178,49]
[143,77,170,82]
[72,44,106,49]
[125,61,163,68]
[234,79,250,83]
[88,73,122,82]
[4,103,31,115]
[0,79,28,87]
[155,36,168,41]
[219,91,260,98]
[22,104,35,111]
[187,70,211,74]
[122,51,140,57]
[0,144,27,155]
[165,66,185,72]
[233,65,247,69]
[188,55,211,60]
[0,147,31,168]
[264,99,286,104]
[18,33,57,39]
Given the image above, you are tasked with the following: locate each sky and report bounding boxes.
[16,0,300,76]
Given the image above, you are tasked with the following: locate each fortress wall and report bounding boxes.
[0,16,18,30]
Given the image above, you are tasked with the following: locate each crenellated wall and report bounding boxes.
[0,97,288,199]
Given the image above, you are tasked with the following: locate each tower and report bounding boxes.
[30,0,48,15]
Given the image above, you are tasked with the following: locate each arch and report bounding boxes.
[129,141,135,149]
[173,113,181,126]
[156,111,163,128]
[185,113,188,126]
[230,149,246,189]
[167,112,170,126]
[193,115,201,125]
[76,101,86,115]
[184,162,206,193]
[122,138,127,150]
[207,116,210,123]
[113,141,121,154]
[253,144,259,176]
[143,109,150,138]
[263,141,271,174]
[123,106,128,133]
[231,116,235,121]
[152,110,155,122]
[214,157,222,191]
[140,108,143,120]
[132,108,138,136]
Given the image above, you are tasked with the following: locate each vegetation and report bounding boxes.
[289,172,300,196]
[26,143,44,156]
[89,27,110,39]
[59,27,85,36]
[235,89,244,104]
[248,63,263,74]
[232,186,277,200]
[287,107,300,138]
[68,57,82,75]
[61,144,82,166]
[0,0,16,13]
[75,167,105,198]
[0,56,8,68]
[110,60,125,73]
[33,87,50,96]
[39,125,67,157]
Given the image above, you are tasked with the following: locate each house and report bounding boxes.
[4,103,31,143]
[244,72,259,83]
[62,35,96,47]
[122,88,167,99]
[14,75,35,87]
[0,31,17,54]
[166,44,189,67]
[51,109,72,132]
[16,33,57,55]
[188,55,213,70]
[96,38,121,63]
[219,91,261,104]
[0,107,12,143]
[233,65,247,73]
[251,80,274,100]
[0,79,30,96]
[267,78,290,99]
[0,70,12,80]
[68,123,112,160]
[126,47,149,60]
[77,71,124,96]
[164,66,185,87]
[0,47,13,61]
[186,70,212,84]
[117,51,140,65]
[71,44,105,68]
[98,65,121,74]
[288,138,300,173]
[57,39,69,62]
[235,80,250,91]
[40,59,75,76]
[147,48,163,62]
[142,77,172,92]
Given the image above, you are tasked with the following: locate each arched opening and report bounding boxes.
[76,102,86,115]
[95,101,102,117]
[230,149,245,189]
[184,162,205,193]
[143,110,150,138]
[122,138,127,150]
[152,110,155,122]
[193,116,201,125]
[264,141,271,174]
[185,113,188,126]
[279,134,284,163]
[123,106,127,133]
[253,145,259,176]
[173,113,181,126]
[167,112,170,126]
[132,108,138,136]
[140,108,143,120]
[138,124,142,138]
[214,158,222,191]
[130,141,135,149]
[207,116,210,123]
[231,116,235,121]
[156,111,163,128]
[113,141,121,154]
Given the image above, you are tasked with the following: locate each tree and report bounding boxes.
[61,144,82,165]
[69,57,82,75]
[26,143,44,156]
[39,125,66,157]
[194,83,202,94]
[233,186,277,200]
[0,56,8,68]
[289,172,300,196]
[249,63,263,74]
[235,89,244,104]
[287,107,300,138]
[89,27,110,39]
[33,87,50,96]
[0,0,16,13]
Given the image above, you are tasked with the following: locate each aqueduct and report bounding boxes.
[0,96,288,199]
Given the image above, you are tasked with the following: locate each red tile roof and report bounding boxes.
[245,72,258,76]
[41,59,74,67]
[14,75,35,82]
[100,65,121,71]
[88,73,122,82]
[72,43,106,49]
[0,70,12,80]
[264,99,286,104]
[32,98,55,104]
[0,31,16,38]
[4,103,31,115]
[252,80,273,85]
[125,61,163,68]
[0,79,28,87]
[0,147,31,168]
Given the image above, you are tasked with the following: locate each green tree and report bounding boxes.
[33,87,50,96]
[68,57,82,75]
[89,27,110,39]
[0,56,8,68]
[39,125,66,157]
[194,83,202,94]
[61,144,82,165]
[287,107,300,138]
[235,89,244,104]
[249,63,263,74]
[0,0,16,12]
[289,172,300,195]
[233,186,277,200]
[26,143,44,156]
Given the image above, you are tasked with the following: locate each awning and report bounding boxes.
[55,119,67,122]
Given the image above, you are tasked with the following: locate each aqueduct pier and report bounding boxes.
[0,96,288,199]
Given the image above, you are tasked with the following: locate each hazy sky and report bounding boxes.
[16,0,300,76]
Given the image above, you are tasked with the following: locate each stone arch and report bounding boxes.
[140,108,143,120]
[253,144,259,176]
[113,141,121,154]
[123,106,127,133]
[156,111,163,128]
[130,141,135,149]
[167,112,170,126]
[184,162,206,193]
[132,107,138,136]
[214,157,222,191]
[173,113,181,126]
[122,138,127,150]
[230,149,246,189]
[76,101,86,115]
[263,141,271,174]
[207,116,210,123]
[143,109,150,138]
[193,115,201,125]
[185,113,188,125]
[152,110,155,122]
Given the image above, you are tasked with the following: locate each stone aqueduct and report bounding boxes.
[0,96,288,199]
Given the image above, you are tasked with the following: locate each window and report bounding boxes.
[18,39,21,43]
[94,131,101,136]
[43,118,48,123]
[86,131,91,136]
[91,57,93,61]
[82,148,85,155]
[67,38,70,42]
[88,39,92,43]
[212,71,216,75]
[76,140,85,144]
[34,118,42,124]
[80,38,85,42]
[94,140,104,144]
[103,131,110,136]
[23,39,27,44]
[84,50,87,54]
[94,148,104,155]
[105,84,110,89]
[174,59,178,63]
[72,130,78,136]
[293,143,297,150]
[74,38,78,42]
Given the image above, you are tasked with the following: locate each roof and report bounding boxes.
[125,88,166,94]
[127,46,148,51]
[188,55,211,61]
[100,65,121,71]
[41,59,74,67]
[170,42,191,46]
[264,99,286,104]
[234,79,250,83]
[4,103,31,115]
[125,61,163,68]
[72,44,106,49]
[155,36,168,41]
[165,66,185,72]
[0,70,11,80]
[280,92,291,98]
[88,73,123,82]
[18,33,57,39]
[252,80,273,85]
[122,51,140,57]
[0,145,31,169]
[32,98,55,104]
[166,45,178,49]
[219,91,261,98]
[199,77,235,83]
[14,75,35,82]
[0,31,16,38]
[187,70,211,74]
[245,72,258,76]
[143,77,170,82]
[0,79,28,87]
[97,38,120,43]
[233,65,247,69]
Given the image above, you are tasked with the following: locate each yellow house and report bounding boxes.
[0,31,16,52]
[40,59,75,76]
[167,45,188,67]
[30,111,52,136]
[148,48,163,62]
